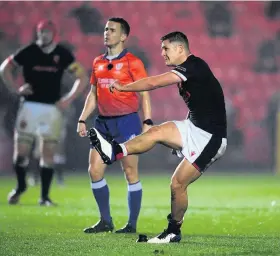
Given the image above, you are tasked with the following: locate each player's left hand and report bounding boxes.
[56,99,71,110]
[109,80,123,93]
[142,124,152,133]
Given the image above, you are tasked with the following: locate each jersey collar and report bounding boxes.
[102,49,128,60]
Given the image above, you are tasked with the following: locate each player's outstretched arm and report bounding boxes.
[111,72,182,93]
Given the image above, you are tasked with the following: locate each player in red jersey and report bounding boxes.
[77,17,153,233]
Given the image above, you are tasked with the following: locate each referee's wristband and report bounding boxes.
[78,120,86,124]
[143,119,153,125]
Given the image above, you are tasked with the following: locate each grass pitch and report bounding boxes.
[0,172,279,256]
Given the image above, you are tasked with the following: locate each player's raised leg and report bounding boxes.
[88,121,183,162]
[83,148,114,233]
[8,132,33,204]
[147,159,201,243]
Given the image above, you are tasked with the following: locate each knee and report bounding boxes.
[170,176,185,192]
[88,164,103,181]
[41,145,56,166]
[124,166,139,183]
[146,126,162,139]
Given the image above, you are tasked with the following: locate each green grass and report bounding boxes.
[0,173,280,256]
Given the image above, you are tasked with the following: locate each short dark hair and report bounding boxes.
[161,31,189,49]
[108,17,130,36]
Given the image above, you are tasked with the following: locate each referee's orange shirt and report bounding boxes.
[90,49,147,116]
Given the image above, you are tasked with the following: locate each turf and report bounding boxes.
[0,173,279,256]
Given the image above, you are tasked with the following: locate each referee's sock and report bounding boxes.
[127,181,142,229]
[91,178,112,223]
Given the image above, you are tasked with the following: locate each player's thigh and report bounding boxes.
[38,104,62,141]
[39,106,62,156]
[14,103,36,157]
[14,131,34,158]
[171,158,201,189]
[32,135,41,159]
[88,148,107,180]
[120,155,139,182]
[15,102,36,135]
[147,121,183,150]
[41,139,58,158]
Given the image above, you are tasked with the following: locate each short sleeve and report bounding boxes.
[171,62,191,82]
[129,57,147,81]
[13,44,33,66]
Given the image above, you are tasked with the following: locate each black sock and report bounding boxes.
[14,164,27,193]
[112,141,123,156]
[40,167,54,199]
[167,214,182,235]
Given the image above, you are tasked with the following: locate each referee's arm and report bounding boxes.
[78,85,97,122]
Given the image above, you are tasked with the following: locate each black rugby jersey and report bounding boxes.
[172,55,227,138]
[13,43,75,104]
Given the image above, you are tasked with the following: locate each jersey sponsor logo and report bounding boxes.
[116,63,123,71]
[53,55,60,64]
[98,65,104,71]
[33,66,58,72]
[97,78,116,88]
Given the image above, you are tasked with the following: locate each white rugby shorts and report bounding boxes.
[15,101,62,143]
[173,119,227,172]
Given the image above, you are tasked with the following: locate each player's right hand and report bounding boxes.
[18,83,33,96]
[77,122,87,137]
